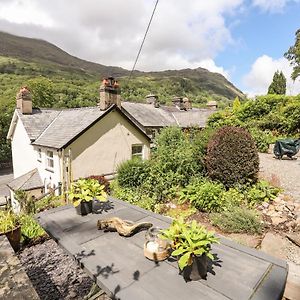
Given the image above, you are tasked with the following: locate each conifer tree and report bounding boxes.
[267,71,286,95]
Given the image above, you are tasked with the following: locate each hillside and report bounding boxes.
[0,31,244,101]
[0,31,244,163]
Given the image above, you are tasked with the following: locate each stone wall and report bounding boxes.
[0,235,39,299]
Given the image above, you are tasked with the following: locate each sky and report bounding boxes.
[0,0,300,97]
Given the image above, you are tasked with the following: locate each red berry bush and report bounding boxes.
[206,126,259,187]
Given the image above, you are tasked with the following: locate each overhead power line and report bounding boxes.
[129,0,159,80]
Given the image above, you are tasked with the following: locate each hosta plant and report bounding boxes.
[160,218,219,270]
[67,178,107,207]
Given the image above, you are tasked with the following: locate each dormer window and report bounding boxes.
[37,148,42,162]
[46,150,54,170]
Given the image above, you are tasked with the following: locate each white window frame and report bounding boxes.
[46,150,54,170]
[131,144,144,160]
[37,148,42,162]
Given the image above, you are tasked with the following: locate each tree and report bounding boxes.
[267,71,286,95]
[284,29,300,80]
[27,77,55,108]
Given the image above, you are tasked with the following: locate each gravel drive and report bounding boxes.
[259,153,300,202]
[18,239,110,300]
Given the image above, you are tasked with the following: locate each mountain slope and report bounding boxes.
[0,31,244,100]
[0,31,128,77]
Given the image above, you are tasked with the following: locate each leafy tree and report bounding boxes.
[27,77,55,108]
[284,29,300,80]
[267,71,286,95]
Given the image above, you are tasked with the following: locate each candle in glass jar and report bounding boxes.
[146,241,159,252]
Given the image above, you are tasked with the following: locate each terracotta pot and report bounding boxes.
[182,254,208,281]
[5,226,21,252]
[75,201,92,215]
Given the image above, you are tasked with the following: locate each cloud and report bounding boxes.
[0,0,242,74]
[252,0,300,13]
[243,55,300,97]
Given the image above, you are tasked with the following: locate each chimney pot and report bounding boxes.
[99,77,121,110]
[145,94,160,107]
[16,86,32,114]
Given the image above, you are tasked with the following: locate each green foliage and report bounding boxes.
[110,181,157,212]
[85,175,110,193]
[14,190,36,214]
[284,28,300,80]
[244,180,281,207]
[160,218,219,270]
[149,126,203,189]
[206,126,259,187]
[66,178,107,207]
[219,188,245,210]
[0,210,19,233]
[117,158,149,189]
[211,207,263,234]
[35,195,64,212]
[165,205,197,219]
[267,71,286,95]
[19,214,45,240]
[248,128,274,153]
[27,77,54,107]
[179,178,224,212]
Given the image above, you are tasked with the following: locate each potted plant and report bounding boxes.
[160,218,219,281]
[67,178,107,215]
[0,210,21,252]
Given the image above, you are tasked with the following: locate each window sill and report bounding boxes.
[45,168,54,173]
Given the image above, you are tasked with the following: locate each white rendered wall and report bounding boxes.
[35,146,62,192]
[11,118,37,178]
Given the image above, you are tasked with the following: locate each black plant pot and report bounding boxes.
[5,226,21,252]
[75,201,92,216]
[182,255,208,281]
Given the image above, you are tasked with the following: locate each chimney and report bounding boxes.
[172,97,185,110]
[145,94,160,108]
[16,86,32,114]
[99,77,121,110]
[206,101,218,110]
[183,97,192,110]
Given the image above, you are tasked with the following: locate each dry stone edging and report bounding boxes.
[0,235,39,300]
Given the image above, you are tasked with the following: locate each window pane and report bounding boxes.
[132,145,143,155]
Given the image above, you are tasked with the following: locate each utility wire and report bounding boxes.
[128,0,159,80]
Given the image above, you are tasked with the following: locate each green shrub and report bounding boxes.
[191,127,216,167]
[211,207,263,234]
[117,158,149,188]
[206,126,259,187]
[35,195,63,212]
[245,180,281,207]
[220,188,245,209]
[151,127,203,187]
[248,127,274,153]
[111,181,157,211]
[179,178,225,212]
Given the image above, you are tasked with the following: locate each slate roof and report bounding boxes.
[122,102,176,127]
[122,102,215,128]
[17,109,60,141]
[14,102,215,149]
[7,168,43,191]
[33,107,109,149]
